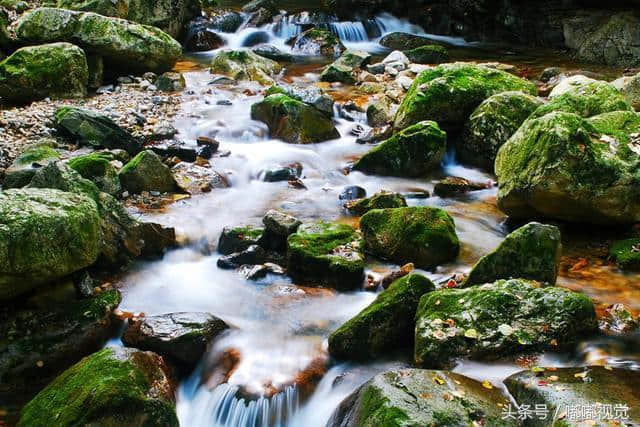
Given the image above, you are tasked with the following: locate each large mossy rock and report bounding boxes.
[291,27,345,56]
[464,222,562,287]
[286,222,364,290]
[55,106,142,155]
[3,140,60,188]
[394,63,537,131]
[0,188,102,301]
[360,207,459,270]
[68,152,121,196]
[505,366,640,426]
[16,8,182,73]
[119,150,177,194]
[210,49,281,85]
[0,42,88,104]
[495,110,640,225]
[328,274,435,360]
[404,44,450,64]
[251,93,340,143]
[353,121,446,177]
[379,32,435,50]
[328,369,516,427]
[0,290,121,404]
[414,279,597,368]
[609,238,640,272]
[461,91,543,171]
[56,0,201,38]
[122,312,229,366]
[18,347,179,427]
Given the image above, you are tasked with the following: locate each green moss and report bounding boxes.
[404,45,449,64]
[360,206,459,270]
[68,153,121,196]
[345,191,407,216]
[359,385,411,426]
[609,238,640,271]
[353,121,446,177]
[119,150,177,194]
[210,49,281,85]
[3,140,60,188]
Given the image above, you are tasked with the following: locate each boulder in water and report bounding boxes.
[218,225,264,255]
[380,32,437,50]
[291,27,345,57]
[404,44,450,64]
[3,140,60,189]
[118,150,178,194]
[344,190,407,216]
[208,9,244,32]
[265,84,334,116]
[433,176,489,198]
[210,49,282,85]
[252,44,294,62]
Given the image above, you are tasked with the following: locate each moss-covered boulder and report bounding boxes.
[3,140,60,188]
[286,222,364,290]
[251,93,340,143]
[218,225,264,255]
[68,152,121,196]
[329,274,435,360]
[345,190,407,216]
[461,91,543,170]
[56,0,201,38]
[119,150,177,194]
[0,290,121,405]
[464,222,562,287]
[0,42,88,104]
[320,49,371,84]
[16,8,182,73]
[404,45,449,64]
[414,279,597,368]
[353,121,446,177]
[379,32,435,50]
[360,206,459,270]
[18,347,179,427]
[327,369,516,427]
[210,49,281,85]
[55,106,142,155]
[505,367,640,426]
[609,238,640,272]
[291,27,345,56]
[394,63,537,131]
[122,312,229,366]
[495,111,640,225]
[265,83,334,116]
[0,188,102,301]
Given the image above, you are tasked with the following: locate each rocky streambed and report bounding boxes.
[1,0,640,426]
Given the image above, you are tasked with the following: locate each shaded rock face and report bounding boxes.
[414,279,597,368]
[505,366,640,425]
[17,347,179,427]
[0,290,121,405]
[123,312,229,366]
[3,140,60,189]
[328,369,516,427]
[68,152,122,196]
[328,274,435,360]
[0,42,88,104]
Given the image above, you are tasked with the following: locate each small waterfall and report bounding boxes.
[326,21,371,42]
[184,383,299,427]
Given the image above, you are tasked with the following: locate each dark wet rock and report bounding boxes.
[353,121,446,177]
[414,279,597,368]
[242,0,277,13]
[67,152,121,196]
[252,44,294,62]
[17,347,178,427]
[379,32,437,50]
[505,366,640,425]
[4,140,60,189]
[266,84,334,116]
[184,17,226,52]
[217,244,267,269]
[86,54,104,89]
[291,27,345,57]
[394,63,537,131]
[218,225,264,255]
[360,206,459,270]
[123,312,228,366]
[137,222,176,258]
[339,185,366,201]
[540,66,563,82]
[210,49,282,85]
[172,162,228,195]
[404,44,450,64]
[328,368,516,427]
[464,222,562,287]
[119,150,178,194]
[149,141,197,162]
[496,110,640,225]
[329,274,435,360]
[461,91,543,171]
[16,8,182,74]
[320,49,371,84]
[241,30,270,47]
[344,190,407,216]
[433,176,490,198]
[600,303,639,335]
[355,125,393,144]
[251,93,340,143]
[208,9,244,33]
[155,72,186,92]
[609,238,640,272]
[287,222,364,290]
[261,162,302,182]
[0,290,121,405]
[0,42,88,104]
[55,107,142,155]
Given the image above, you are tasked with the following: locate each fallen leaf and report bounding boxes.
[433,376,445,385]
[464,329,478,339]
[482,380,493,389]
[570,258,588,272]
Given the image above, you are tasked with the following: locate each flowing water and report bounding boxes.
[113,9,640,427]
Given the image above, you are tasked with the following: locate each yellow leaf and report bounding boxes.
[433,376,445,385]
[482,380,493,389]
[574,371,587,379]
[464,328,478,339]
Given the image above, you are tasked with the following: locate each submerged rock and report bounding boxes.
[496,111,640,225]
[118,150,178,194]
[344,190,407,216]
[17,347,178,427]
[0,42,88,104]
[414,279,597,368]
[210,49,282,85]
[609,238,640,272]
[68,152,121,196]
[360,206,459,270]
[218,225,264,255]
[3,140,60,189]
[123,312,229,366]
[251,94,340,143]
[353,121,446,177]
[291,27,345,56]
[329,274,435,360]
[328,369,516,427]
[286,222,364,290]
[394,63,537,131]
[464,222,562,287]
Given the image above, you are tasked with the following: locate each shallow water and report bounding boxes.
[115,10,639,427]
